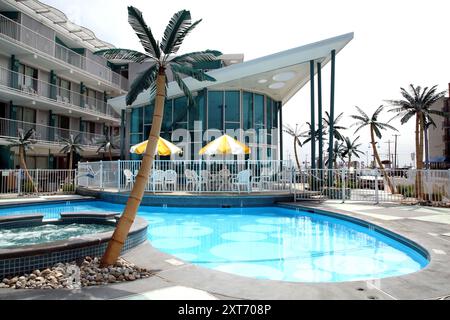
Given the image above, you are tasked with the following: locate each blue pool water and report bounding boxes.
[0,201,428,282]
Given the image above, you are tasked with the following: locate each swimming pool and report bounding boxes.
[0,201,428,282]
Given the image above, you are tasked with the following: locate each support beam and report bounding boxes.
[279,102,283,161]
[317,62,323,170]
[310,60,315,169]
[328,50,336,171]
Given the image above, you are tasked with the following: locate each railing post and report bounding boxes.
[374,169,379,204]
[341,167,346,203]
[17,169,21,196]
[99,160,104,190]
[117,160,121,192]
[36,169,39,195]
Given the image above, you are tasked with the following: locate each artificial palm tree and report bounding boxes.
[386,85,446,170]
[351,105,398,193]
[341,136,364,169]
[283,124,304,170]
[94,6,221,266]
[96,134,120,161]
[6,128,38,193]
[325,140,344,169]
[323,111,346,142]
[59,134,84,170]
[386,85,446,200]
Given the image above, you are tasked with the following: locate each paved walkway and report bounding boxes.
[1,201,450,300]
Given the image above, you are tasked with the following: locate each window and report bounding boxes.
[254,94,265,130]
[18,64,38,91]
[243,92,253,130]
[57,77,71,101]
[161,99,173,133]
[173,96,188,130]
[208,91,223,130]
[189,91,206,130]
[130,107,143,134]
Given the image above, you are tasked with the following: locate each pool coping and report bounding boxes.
[1,202,450,300]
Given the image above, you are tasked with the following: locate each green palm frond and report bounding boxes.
[160,10,193,55]
[171,50,222,64]
[126,64,158,106]
[354,106,369,120]
[172,71,195,106]
[171,64,216,82]
[128,6,160,59]
[94,49,149,63]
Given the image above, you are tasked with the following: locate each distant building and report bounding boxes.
[429,83,450,169]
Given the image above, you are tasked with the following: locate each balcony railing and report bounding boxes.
[0,14,128,91]
[0,65,120,120]
[0,117,106,147]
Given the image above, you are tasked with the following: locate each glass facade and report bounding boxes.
[128,89,281,160]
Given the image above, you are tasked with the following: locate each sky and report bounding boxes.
[42,0,450,167]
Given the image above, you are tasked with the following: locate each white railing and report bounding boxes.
[0,117,108,147]
[0,14,128,91]
[293,168,450,205]
[0,169,77,196]
[0,65,120,120]
[78,160,295,194]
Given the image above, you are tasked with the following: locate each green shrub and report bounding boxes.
[397,184,415,198]
[62,183,75,192]
[22,180,36,193]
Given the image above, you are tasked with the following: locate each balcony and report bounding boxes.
[0,116,111,149]
[0,14,128,92]
[0,65,120,122]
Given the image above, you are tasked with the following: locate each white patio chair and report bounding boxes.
[217,168,231,191]
[278,169,293,190]
[199,170,211,191]
[164,170,177,191]
[63,96,70,104]
[150,170,165,193]
[185,169,199,191]
[123,169,134,189]
[231,169,252,193]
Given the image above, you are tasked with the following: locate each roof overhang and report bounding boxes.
[108,32,354,111]
[1,0,114,51]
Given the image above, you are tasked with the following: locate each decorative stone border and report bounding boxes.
[0,215,148,279]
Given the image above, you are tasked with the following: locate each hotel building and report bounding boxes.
[0,0,128,169]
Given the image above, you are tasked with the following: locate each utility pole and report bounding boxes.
[384,140,393,168]
[393,134,400,169]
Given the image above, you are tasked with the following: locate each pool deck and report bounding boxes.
[1,201,450,300]
[0,195,95,207]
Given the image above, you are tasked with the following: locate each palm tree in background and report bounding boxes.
[341,136,364,169]
[325,140,344,169]
[59,134,84,170]
[386,85,446,200]
[283,124,305,170]
[351,105,398,193]
[323,111,347,142]
[96,134,120,161]
[6,128,38,193]
[94,6,221,266]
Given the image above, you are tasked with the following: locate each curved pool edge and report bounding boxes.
[276,203,431,263]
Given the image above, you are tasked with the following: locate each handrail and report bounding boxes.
[0,65,120,120]
[0,14,128,91]
[0,116,112,147]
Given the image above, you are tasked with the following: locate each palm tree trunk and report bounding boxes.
[424,124,429,170]
[347,155,352,170]
[69,150,73,170]
[415,114,424,200]
[370,126,396,194]
[109,147,113,162]
[101,71,166,267]
[293,137,301,170]
[19,146,37,193]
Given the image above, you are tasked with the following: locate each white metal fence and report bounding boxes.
[0,169,77,197]
[293,168,450,205]
[78,160,295,194]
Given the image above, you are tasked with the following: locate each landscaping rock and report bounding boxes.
[0,256,153,290]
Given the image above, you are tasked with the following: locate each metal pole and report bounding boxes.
[279,103,283,161]
[310,60,315,170]
[317,62,323,170]
[393,134,400,169]
[327,50,336,188]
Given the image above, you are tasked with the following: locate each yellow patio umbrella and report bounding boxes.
[199,134,251,156]
[130,137,182,156]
